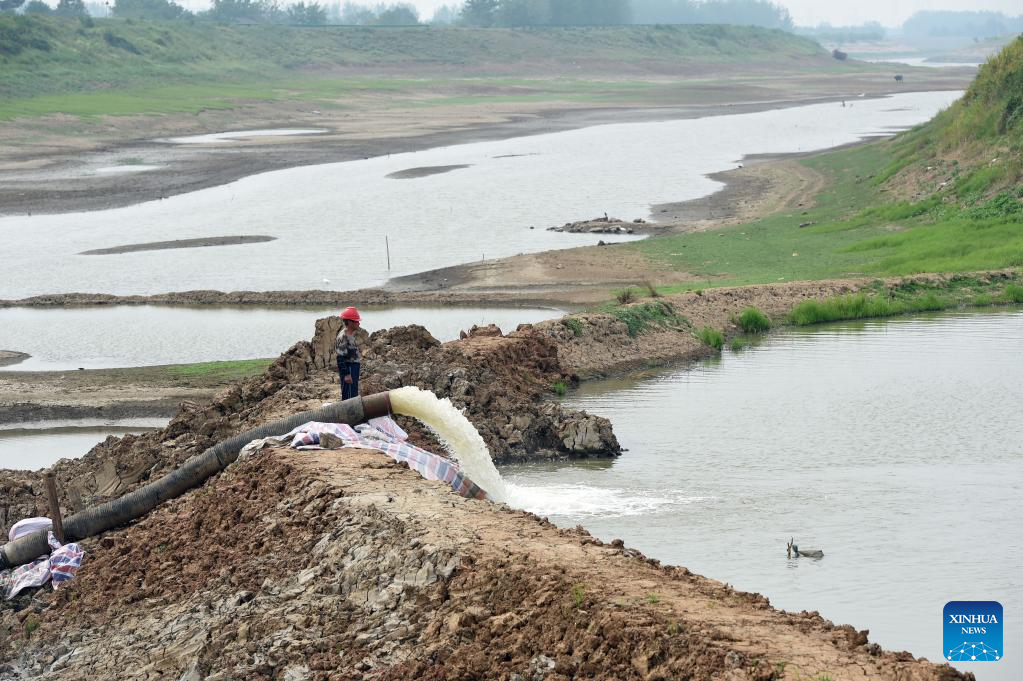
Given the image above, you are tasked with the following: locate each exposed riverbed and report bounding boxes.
[0,91,959,299]
[506,308,1023,680]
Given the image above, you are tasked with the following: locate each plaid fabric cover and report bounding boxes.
[1,532,84,599]
[280,416,488,500]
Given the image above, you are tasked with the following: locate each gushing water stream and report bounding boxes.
[388,386,509,503]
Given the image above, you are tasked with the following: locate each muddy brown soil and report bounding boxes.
[0,447,972,680]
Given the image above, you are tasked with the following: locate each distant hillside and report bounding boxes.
[0,16,831,101]
[879,35,1022,209]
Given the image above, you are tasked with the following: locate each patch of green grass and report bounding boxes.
[645,593,660,604]
[737,307,771,333]
[570,583,586,609]
[1003,284,1023,303]
[562,317,584,337]
[552,379,568,396]
[609,300,690,337]
[0,17,839,118]
[164,358,273,381]
[788,292,948,325]
[24,618,39,635]
[695,326,724,350]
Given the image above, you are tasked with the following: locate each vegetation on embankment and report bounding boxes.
[787,274,1023,325]
[0,16,856,119]
[635,36,1023,290]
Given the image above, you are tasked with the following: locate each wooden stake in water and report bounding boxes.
[44,473,65,544]
[386,236,391,271]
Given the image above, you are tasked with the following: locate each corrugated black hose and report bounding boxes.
[0,392,391,570]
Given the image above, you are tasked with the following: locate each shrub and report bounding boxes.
[562,318,584,337]
[616,287,636,304]
[1003,284,1023,303]
[570,584,586,608]
[738,307,771,333]
[552,380,568,396]
[695,326,723,350]
[610,301,689,337]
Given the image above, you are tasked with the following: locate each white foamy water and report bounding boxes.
[0,91,960,298]
[506,482,712,518]
[389,386,509,503]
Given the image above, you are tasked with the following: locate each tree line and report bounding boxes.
[2,0,795,28]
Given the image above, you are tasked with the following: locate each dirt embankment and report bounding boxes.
[0,447,971,680]
[2,274,1002,679]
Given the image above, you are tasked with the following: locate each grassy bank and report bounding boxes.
[635,36,1023,292]
[787,275,1023,325]
[0,17,873,120]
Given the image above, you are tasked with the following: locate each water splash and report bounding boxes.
[389,386,509,503]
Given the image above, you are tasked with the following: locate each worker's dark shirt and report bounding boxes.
[335,332,360,365]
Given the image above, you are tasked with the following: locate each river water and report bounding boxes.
[505,309,1023,680]
[0,91,959,299]
[0,304,561,371]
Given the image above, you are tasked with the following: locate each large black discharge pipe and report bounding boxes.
[0,392,392,570]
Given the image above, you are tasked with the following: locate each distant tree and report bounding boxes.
[22,0,51,13]
[205,0,266,22]
[631,0,792,30]
[287,0,326,24]
[113,0,190,20]
[902,10,1023,39]
[0,0,25,14]
[372,3,418,25]
[460,0,497,27]
[495,0,548,26]
[430,3,460,24]
[55,0,89,17]
[339,1,373,24]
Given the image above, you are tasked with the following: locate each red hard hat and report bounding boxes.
[340,306,361,322]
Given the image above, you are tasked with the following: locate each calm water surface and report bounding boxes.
[0,91,959,298]
[505,310,1023,680]
[0,305,561,371]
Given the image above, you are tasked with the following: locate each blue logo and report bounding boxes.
[944,601,1003,662]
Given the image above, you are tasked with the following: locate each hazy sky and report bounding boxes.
[397,0,1023,28]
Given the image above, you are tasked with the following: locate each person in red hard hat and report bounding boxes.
[336,307,362,400]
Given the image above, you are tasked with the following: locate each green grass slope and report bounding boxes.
[0,17,829,105]
[638,35,1023,289]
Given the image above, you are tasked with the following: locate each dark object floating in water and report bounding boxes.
[386,164,471,180]
[787,537,824,559]
[80,235,277,256]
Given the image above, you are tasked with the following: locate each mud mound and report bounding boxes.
[1,449,972,680]
[1,318,619,540]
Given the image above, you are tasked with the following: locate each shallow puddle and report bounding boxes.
[161,128,328,144]
[0,419,168,471]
